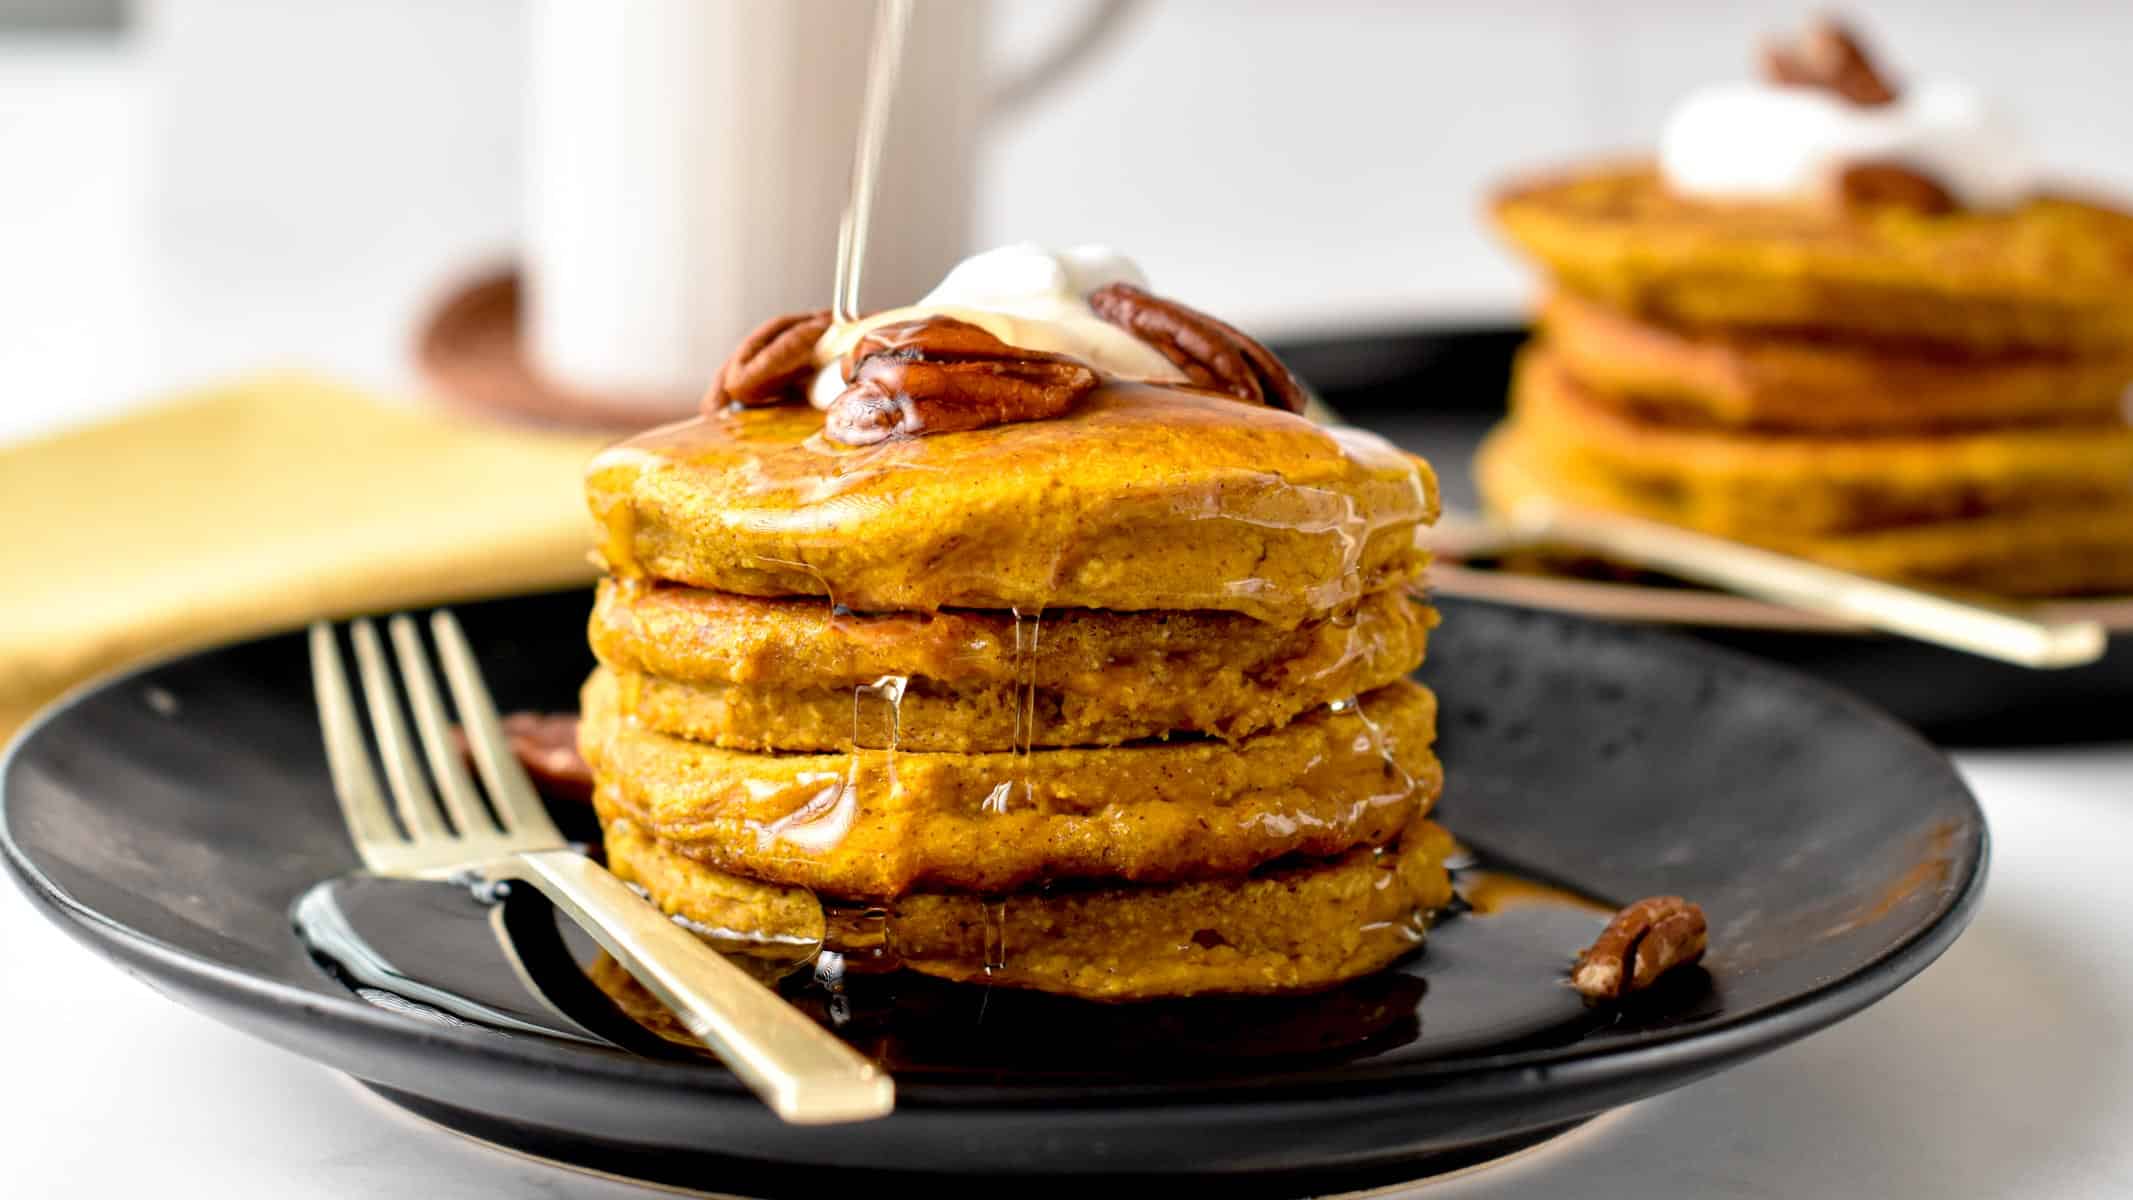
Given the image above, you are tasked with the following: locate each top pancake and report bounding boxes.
[1493,162,2133,352]
[586,383,1438,626]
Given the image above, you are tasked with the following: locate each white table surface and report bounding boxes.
[6,40,2133,1200]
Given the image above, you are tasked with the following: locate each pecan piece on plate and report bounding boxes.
[704,309,833,412]
[1831,160,1957,216]
[823,316,1100,446]
[1086,283,1308,414]
[1761,18,1897,106]
[1572,895,1709,1000]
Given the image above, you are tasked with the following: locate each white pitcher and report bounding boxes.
[525,0,1133,408]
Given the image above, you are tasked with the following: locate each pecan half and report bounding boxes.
[823,316,1100,446]
[1086,283,1308,414]
[1572,895,1708,1000]
[704,309,833,412]
[1831,160,1957,216]
[1761,18,1897,106]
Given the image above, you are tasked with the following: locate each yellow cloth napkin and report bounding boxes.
[1,374,613,739]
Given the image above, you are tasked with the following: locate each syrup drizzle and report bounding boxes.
[1005,606,1044,813]
[813,950,853,1029]
[1339,689,1416,802]
[980,897,1011,975]
[751,772,856,853]
[850,672,909,749]
[977,607,1044,974]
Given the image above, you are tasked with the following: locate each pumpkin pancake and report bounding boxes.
[1541,291,2133,434]
[1493,163,2133,353]
[581,668,1441,900]
[1507,348,2133,537]
[1479,422,2133,596]
[599,804,1455,1002]
[589,580,1432,751]
[585,383,1437,627]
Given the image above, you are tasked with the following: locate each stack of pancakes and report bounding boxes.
[578,389,1451,1001]
[1481,166,2133,597]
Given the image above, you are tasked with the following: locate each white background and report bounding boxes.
[12,1,2133,438]
[4,4,2133,1196]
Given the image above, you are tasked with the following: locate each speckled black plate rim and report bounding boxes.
[0,605,1989,1120]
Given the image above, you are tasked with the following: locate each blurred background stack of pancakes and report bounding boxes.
[1479,165,2133,600]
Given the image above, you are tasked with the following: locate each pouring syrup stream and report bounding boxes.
[831,0,915,326]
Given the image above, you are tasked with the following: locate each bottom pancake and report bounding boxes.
[1478,423,2133,596]
[600,803,1456,1002]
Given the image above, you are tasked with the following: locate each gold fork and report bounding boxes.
[308,611,893,1124]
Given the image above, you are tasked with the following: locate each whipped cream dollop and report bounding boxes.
[1658,79,2033,209]
[808,243,1187,408]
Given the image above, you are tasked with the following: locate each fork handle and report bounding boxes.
[491,849,893,1124]
[1505,499,2107,669]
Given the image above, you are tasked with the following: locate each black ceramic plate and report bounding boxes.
[1277,325,2133,746]
[2,590,1983,1194]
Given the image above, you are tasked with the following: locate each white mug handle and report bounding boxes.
[986,0,1142,118]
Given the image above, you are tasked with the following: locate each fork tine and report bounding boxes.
[350,620,451,841]
[429,610,562,840]
[389,615,499,837]
[308,623,403,866]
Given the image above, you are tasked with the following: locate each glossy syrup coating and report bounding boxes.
[587,383,1438,628]
[588,580,1433,751]
[580,668,1441,901]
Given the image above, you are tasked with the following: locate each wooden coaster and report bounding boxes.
[414,267,695,432]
